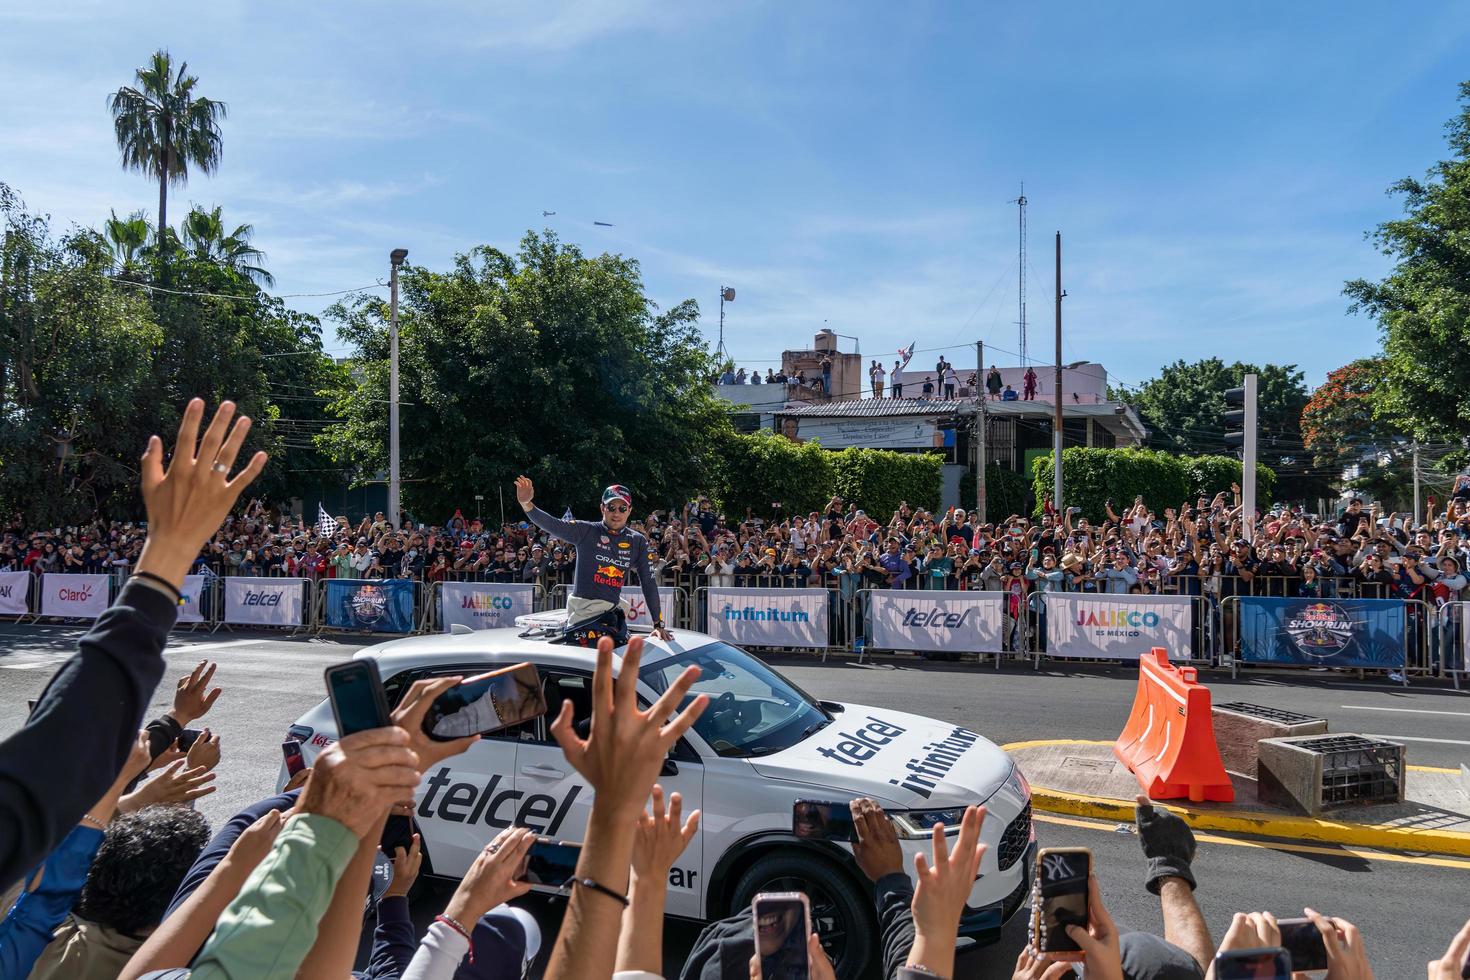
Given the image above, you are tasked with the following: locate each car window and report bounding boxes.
[386,663,538,741]
[535,668,700,762]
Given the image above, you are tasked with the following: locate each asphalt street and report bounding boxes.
[2,623,1467,978]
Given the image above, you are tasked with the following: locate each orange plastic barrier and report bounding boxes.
[1113,647,1234,803]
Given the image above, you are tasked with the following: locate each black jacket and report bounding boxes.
[678,872,941,980]
[0,581,176,890]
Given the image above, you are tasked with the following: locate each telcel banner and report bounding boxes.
[619,586,677,627]
[704,587,829,648]
[326,578,415,633]
[1045,593,1193,660]
[224,577,306,627]
[1239,596,1405,670]
[40,573,110,620]
[178,574,208,624]
[0,571,30,617]
[868,589,1004,653]
[441,582,535,632]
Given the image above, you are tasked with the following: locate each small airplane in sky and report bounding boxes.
[542,210,556,216]
[593,221,614,227]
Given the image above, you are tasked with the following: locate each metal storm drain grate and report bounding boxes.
[1295,735,1403,806]
[1215,702,1323,726]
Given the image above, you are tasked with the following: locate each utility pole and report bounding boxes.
[1223,374,1258,541]
[1412,441,1421,522]
[975,340,986,524]
[388,248,408,530]
[1053,231,1064,512]
[1014,186,1028,365]
[717,286,735,363]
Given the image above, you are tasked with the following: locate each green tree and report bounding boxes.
[180,205,273,286]
[103,209,152,276]
[1345,82,1470,444]
[320,232,731,520]
[1116,357,1322,501]
[108,50,226,250]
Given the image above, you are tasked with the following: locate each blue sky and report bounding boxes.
[4,2,1470,390]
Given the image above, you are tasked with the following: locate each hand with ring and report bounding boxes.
[441,826,536,926]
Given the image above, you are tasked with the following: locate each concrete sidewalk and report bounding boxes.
[1007,739,1470,856]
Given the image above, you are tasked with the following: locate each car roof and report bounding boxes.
[357,626,713,678]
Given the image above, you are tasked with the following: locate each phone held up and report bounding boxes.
[1212,946,1290,980]
[1274,917,1328,972]
[518,838,581,888]
[1031,847,1091,961]
[281,739,306,777]
[751,891,812,980]
[420,662,547,741]
[792,800,856,842]
[324,659,391,737]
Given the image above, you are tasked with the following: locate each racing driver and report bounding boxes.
[514,475,672,642]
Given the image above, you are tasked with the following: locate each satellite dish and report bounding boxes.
[721,287,736,301]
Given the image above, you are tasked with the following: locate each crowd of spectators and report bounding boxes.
[4,399,1470,980]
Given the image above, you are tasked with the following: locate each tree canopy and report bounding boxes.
[319,232,732,521]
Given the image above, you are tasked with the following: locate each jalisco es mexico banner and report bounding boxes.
[440,582,535,632]
[223,577,306,627]
[704,587,829,648]
[1044,592,1193,660]
[0,571,30,616]
[325,578,415,633]
[1239,596,1405,670]
[867,589,1005,653]
[39,573,110,620]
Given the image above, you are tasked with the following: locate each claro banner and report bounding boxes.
[0,571,30,617]
[704,587,829,648]
[40,573,110,619]
[224,577,306,627]
[1044,592,1193,660]
[440,582,535,632]
[868,589,1004,653]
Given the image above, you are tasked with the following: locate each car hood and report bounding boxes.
[748,703,1014,808]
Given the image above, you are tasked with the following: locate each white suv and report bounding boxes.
[283,616,1034,979]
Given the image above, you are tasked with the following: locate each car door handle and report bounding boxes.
[520,765,566,779]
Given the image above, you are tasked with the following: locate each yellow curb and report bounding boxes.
[1003,739,1470,858]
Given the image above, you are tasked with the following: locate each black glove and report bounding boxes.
[1136,799,1197,894]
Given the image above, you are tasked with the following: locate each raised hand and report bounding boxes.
[186,729,221,772]
[390,676,479,770]
[631,784,700,881]
[849,798,903,882]
[1304,909,1374,980]
[549,636,708,819]
[136,399,268,587]
[298,727,421,839]
[171,660,223,726]
[1428,917,1470,980]
[121,760,217,811]
[905,805,987,978]
[445,826,536,923]
[515,476,535,509]
[1057,876,1123,980]
[1012,949,1075,980]
[384,834,423,899]
[225,810,288,872]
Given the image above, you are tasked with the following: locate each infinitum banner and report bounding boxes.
[703,587,829,648]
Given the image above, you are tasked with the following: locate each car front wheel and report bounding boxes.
[730,850,879,980]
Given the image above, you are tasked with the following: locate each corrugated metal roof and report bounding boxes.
[775,398,967,418]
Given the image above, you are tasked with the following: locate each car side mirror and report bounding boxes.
[661,757,679,777]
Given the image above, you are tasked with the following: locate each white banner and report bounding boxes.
[178,574,208,624]
[40,573,110,619]
[868,589,1005,653]
[620,586,677,627]
[224,577,306,627]
[705,587,829,648]
[0,571,30,616]
[441,582,535,632]
[1044,592,1193,660]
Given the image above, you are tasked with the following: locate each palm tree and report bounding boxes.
[103,209,153,275]
[108,50,226,251]
[180,205,275,287]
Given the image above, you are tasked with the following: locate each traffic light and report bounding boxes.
[1222,386,1247,453]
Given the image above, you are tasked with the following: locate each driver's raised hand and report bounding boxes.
[514,476,535,511]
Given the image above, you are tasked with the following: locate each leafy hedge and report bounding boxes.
[712,432,942,519]
[958,466,1033,520]
[1030,447,1276,522]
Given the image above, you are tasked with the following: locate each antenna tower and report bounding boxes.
[1014,184,1028,365]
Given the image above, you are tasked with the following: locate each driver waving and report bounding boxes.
[515,476,673,642]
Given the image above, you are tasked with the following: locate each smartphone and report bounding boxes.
[1276,918,1328,972]
[519,838,582,888]
[1033,847,1091,960]
[381,813,416,854]
[324,659,391,736]
[420,662,547,741]
[1212,946,1290,980]
[751,891,812,980]
[176,728,204,752]
[792,800,856,842]
[281,740,306,777]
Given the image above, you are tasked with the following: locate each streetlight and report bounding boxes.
[389,247,408,530]
[718,286,735,362]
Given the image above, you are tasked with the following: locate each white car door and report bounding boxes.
[522,668,707,916]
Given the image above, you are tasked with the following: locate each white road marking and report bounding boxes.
[0,661,49,670]
[1341,704,1470,718]
[168,639,266,654]
[1363,733,1470,746]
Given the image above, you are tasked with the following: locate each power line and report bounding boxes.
[105,276,386,302]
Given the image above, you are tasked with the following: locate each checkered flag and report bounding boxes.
[316,503,340,538]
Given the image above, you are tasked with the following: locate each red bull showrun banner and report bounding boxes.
[1238,596,1406,669]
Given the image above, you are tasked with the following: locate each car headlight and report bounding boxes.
[890,807,969,838]
[1003,764,1030,801]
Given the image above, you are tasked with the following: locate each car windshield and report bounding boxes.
[639,641,831,758]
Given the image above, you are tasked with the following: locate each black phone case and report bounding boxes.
[325,659,390,735]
